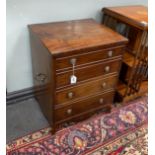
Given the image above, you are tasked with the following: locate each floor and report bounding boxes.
[6,97,123,143]
[6,98,49,143]
[6,96,137,143]
[6,98,118,143]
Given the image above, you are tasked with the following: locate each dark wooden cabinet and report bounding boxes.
[29,19,128,133]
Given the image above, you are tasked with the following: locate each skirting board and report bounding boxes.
[6,85,49,106]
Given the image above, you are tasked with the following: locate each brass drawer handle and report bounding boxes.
[104,66,110,73]
[35,73,47,82]
[67,108,72,115]
[70,58,77,65]
[108,51,113,57]
[99,98,104,104]
[67,92,74,99]
[102,82,107,88]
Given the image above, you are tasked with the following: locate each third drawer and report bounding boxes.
[55,74,117,105]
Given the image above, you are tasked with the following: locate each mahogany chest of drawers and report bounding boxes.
[29,19,128,133]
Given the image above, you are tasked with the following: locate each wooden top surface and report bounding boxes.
[102,5,148,30]
[29,19,128,56]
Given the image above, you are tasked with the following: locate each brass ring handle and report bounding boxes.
[35,73,47,82]
[70,58,77,65]
[67,108,72,115]
[104,66,110,73]
[108,51,113,57]
[99,98,104,104]
[67,92,74,99]
[102,82,107,88]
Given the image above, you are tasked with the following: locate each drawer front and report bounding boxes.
[55,75,117,105]
[55,46,123,71]
[55,106,111,125]
[54,91,114,122]
[56,59,121,88]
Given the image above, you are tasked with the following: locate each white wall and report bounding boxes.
[6,0,147,92]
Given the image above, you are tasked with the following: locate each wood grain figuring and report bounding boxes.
[29,19,128,57]
[55,46,124,71]
[55,91,114,122]
[56,59,121,88]
[102,5,148,30]
[102,6,148,102]
[116,81,148,102]
[55,104,111,125]
[55,75,117,105]
[29,31,54,125]
[29,19,128,133]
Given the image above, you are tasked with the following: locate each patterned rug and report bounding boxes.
[7,96,148,155]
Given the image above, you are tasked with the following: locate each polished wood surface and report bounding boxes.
[29,19,128,57]
[55,104,112,125]
[102,5,148,30]
[55,75,117,105]
[29,31,54,124]
[102,5,148,102]
[55,91,114,122]
[55,46,124,71]
[29,19,128,133]
[56,59,121,88]
[116,81,147,102]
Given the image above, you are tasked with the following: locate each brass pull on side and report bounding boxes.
[35,73,47,82]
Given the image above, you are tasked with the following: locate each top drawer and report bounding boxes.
[55,46,124,71]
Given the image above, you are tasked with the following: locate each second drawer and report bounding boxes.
[56,58,121,88]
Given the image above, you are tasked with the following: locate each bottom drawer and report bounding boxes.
[55,105,111,127]
[54,91,114,123]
